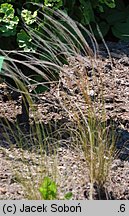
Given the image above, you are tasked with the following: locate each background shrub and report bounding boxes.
[0,0,129,52]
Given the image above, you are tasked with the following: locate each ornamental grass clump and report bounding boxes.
[58,55,116,199]
[0,5,116,199]
[70,102,115,199]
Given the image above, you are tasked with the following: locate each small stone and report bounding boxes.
[0,187,7,194]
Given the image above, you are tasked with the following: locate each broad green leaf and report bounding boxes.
[34,85,49,94]
[17,29,36,52]
[101,0,115,8]
[39,177,57,200]
[105,11,126,25]
[112,19,129,40]
[64,192,73,200]
[79,0,95,25]
[104,5,129,25]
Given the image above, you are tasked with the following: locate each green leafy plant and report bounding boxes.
[1,0,129,50]
[98,0,115,11]
[0,3,19,36]
[63,0,128,41]
[39,177,72,200]
[44,0,63,9]
[0,0,63,50]
[17,29,35,51]
[21,9,37,25]
[64,0,115,25]
[39,177,57,200]
[100,0,129,40]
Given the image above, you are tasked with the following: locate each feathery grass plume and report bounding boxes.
[0,5,115,199]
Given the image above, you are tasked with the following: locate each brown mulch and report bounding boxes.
[0,41,129,200]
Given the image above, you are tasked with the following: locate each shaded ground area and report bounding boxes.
[0,41,129,199]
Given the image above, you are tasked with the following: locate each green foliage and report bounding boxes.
[0,3,19,36]
[79,0,95,25]
[63,0,129,41]
[1,0,129,50]
[98,0,115,11]
[79,0,115,24]
[39,177,57,200]
[64,0,115,25]
[39,177,73,200]
[101,1,129,40]
[112,19,129,41]
[64,192,73,200]
[17,29,35,51]
[44,0,63,9]
[1,0,15,3]
[21,9,37,25]
[0,56,5,72]
[0,0,63,50]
